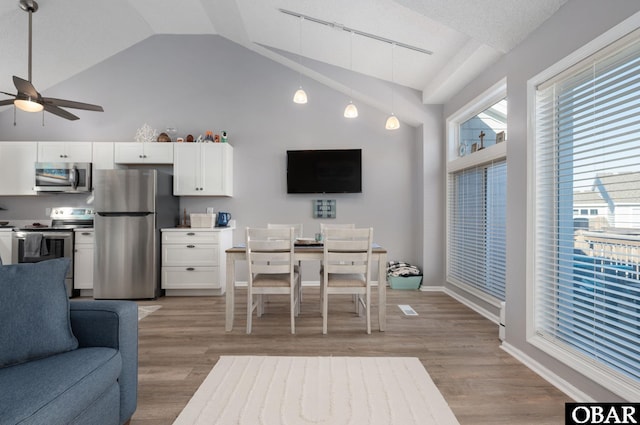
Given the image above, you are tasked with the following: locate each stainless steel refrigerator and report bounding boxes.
[93,169,178,299]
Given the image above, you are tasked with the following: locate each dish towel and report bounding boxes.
[24,233,48,258]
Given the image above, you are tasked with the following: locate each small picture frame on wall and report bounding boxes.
[471,143,478,153]
[313,199,336,219]
[496,131,506,144]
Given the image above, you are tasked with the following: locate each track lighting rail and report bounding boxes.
[279,9,433,56]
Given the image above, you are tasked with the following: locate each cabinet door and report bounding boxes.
[162,267,220,289]
[92,142,115,169]
[74,231,94,289]
[202,144,233,196]
[200,144,224,195]
[173,144,202,195]
[162,244,219,267]
[143,143,173,163]
[114,143,144,163]
[74,245,94,289]
[173,143,233,196]
[115,142,173,164]
[0,233,12,265]
[0,142,37,195]
[38,142,92,162]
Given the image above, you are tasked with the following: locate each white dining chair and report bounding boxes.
[320,227,373,334]
[319,223,354,237]
[267,223,303,239]
[246,227,300,334]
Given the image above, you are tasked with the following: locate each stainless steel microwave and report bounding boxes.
[34,162,92,193]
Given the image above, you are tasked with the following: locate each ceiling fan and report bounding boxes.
[0,0,103,121]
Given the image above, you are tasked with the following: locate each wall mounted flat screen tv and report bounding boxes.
[287,149,362,194]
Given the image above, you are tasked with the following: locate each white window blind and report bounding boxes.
[448,159,507,300]
[533,29,640,392]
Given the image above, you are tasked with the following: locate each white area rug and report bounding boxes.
[138,305,161,321]
[173,356,460,425]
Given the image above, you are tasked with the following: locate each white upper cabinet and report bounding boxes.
[37,142,92,163]
[92,142,116,170]
[173,143,233,196]
[114,142,173,164]
[0,142,37,195]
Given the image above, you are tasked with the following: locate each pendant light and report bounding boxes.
[344,31,358,118]
[385,43,400,130]
[293,16,308,104]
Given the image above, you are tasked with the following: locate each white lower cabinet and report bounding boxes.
[161,228,233,296]
[74,229,94,293]
[0,230,13,265]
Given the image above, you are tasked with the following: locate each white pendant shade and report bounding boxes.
[14,98,43,112]
[344,101,358,118]
[293,87,308,104]
[385,114,400,130]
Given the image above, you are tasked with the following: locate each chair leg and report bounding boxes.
[290,290,296,334]
[257,294,264,317]
[322,289,329,334]
[365,290,371,334]
[246,290,253,334]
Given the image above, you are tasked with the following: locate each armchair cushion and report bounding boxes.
[0,258,78,368]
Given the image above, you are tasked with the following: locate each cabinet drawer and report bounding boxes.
[162,231,219,244]
[162,244,219,266]
[162,267,220,289]
[74,230,95,244]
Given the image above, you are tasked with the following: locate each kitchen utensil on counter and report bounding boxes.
[216,212,231,227]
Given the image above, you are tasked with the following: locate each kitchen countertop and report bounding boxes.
[161,226,235,232]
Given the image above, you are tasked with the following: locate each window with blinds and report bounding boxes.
[532,28,640,396]
[448,161,507,300]
[447,96,507,302]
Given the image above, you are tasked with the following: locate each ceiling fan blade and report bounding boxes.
[0,91,16,97]
[0,99,15,107]
[13,76,39,99]
[43,104,79,121]
[43,97,104,112]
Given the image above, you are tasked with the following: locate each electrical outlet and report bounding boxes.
[45,208,51,217]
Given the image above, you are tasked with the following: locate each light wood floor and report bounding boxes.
[131,288,571,425]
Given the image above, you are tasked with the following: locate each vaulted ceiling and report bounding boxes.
[0,0,567,106]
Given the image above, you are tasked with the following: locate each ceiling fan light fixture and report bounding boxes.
[385,113,400,130]
[344,101,358,118]
[14,98,43,112]
[293,87,308,104]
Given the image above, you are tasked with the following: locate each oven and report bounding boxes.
[12,230,75,296]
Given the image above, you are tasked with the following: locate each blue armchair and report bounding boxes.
[0,259,138,425]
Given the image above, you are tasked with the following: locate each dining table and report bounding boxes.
[224,243,388,332]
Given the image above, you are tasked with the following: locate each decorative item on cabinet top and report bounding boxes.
[134,125,230,144]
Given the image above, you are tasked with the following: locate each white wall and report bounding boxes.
[0,34,444,283]
[443,0,640,401]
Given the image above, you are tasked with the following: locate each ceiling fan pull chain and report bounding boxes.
[13,105,16,126]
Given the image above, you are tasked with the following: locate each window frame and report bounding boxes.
[526,13,640,400]
[446,79,507,307]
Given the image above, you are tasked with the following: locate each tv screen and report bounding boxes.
[287,149,362,194]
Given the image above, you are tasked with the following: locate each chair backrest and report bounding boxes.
[319,223,355,237]
[267,223,303,239]
[323,227,373,277]
[246,227,296,278]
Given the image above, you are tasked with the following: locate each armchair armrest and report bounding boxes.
[69,300,138,425]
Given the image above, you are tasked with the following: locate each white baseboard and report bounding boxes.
[500,342,594,402]
[443,286,499,325]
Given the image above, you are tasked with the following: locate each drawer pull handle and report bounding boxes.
[186,267,195,271]
[187,232,196,236]
[186,244,196,248]
[81,232,91,236]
